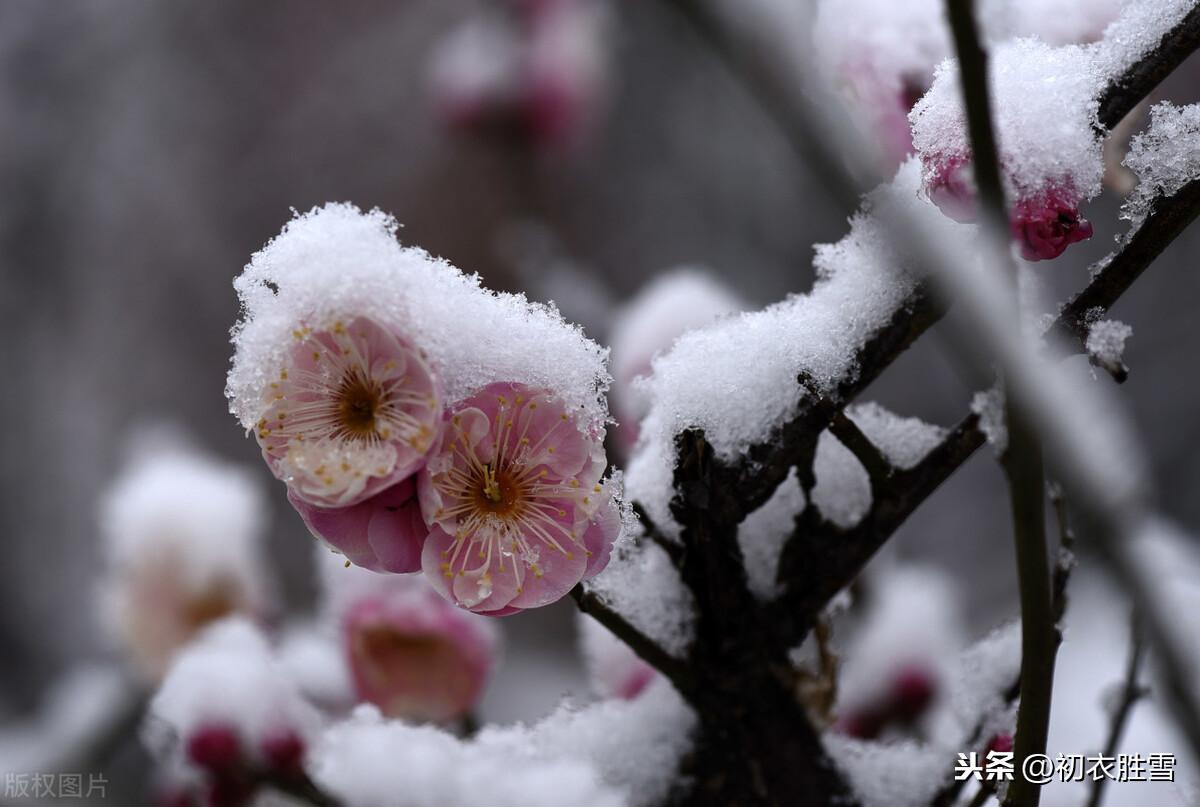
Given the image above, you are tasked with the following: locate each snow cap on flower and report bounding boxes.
[578,614,656,700]
[317,550,499,722]
[420,382,621,614]
[609,268,744,453]
[99,430,274,681]
[228,204,614,569]
[910,38,1104,260]
[145,619,321,782]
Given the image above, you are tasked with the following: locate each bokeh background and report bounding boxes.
[2,1,1199,804]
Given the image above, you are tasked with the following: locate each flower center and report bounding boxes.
[474,463,522,515]
[335,368,384,439]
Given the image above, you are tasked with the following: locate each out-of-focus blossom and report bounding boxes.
[578,614,656,700]
[343,583,497,722]
[609,269,744,454]
[835,663,938,739]
[419,382,620,614]
[146,619,321,807]
[98,434,274,681]
[833,565,963,740]
[428,0,611,151]
[812,0,950,172]
[319,551,499,722]
[254,315,441,510]
[288,477,427,574]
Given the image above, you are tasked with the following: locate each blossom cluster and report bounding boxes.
[227,204,623,615]
[428,0,611,150]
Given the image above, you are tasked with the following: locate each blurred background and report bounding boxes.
[1,1,1199,804]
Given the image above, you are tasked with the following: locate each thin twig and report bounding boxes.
[1085,615,1148,807]
[943,7,1057,802]
[570,584,694,694]
[631,500,685,566]
[1097,4,1200,130]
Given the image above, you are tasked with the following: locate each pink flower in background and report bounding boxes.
[835,663,938,739]
[255,315,441,509]
[1010,190,1094,261]
[925,155,978,223]
[342,580,497,722]
[288,478,427,573]
[428,0,610,151]
[419,382,620,614]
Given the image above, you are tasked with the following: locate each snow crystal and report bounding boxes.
[812,431,872,529]
[477,679,695,807]
[626,161,969,534]
[313,706,625,807]
[812,404,946,530]
[314,682,695,807]
[582,537,696,660]
[849,401,947,470]
[911,38,1104,205]
[146,619,321,765]
[609,268,744,432]
[971,386,1008,455]
[1090,0,1200,80]
[1085,318,1133,370]
[1123,102,1200,227]
[738,468,806,601]
[228,203,611,434]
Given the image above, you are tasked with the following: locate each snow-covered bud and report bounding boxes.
[912,39,1103,261]
[146,619,320,791]
[578,614,656,700]
[98,433,274,681]
[420,382,621,614]
[319,551,499,722]
[834,565,963,739]
[609,269,744,454]
[1010,189,1094,261]
[986,732,1014,755]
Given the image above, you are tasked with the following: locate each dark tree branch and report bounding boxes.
[631,500,685,566]
[1097,4,1200,130]
[1049,175,1200,350]
[1086,615,1149,807]
[570,584,695,694]
[265,771,343,807]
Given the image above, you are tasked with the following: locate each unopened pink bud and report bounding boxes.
[186,724,242,774]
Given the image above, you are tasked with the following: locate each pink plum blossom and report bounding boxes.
[341,579,498,722]
[924,155,1093,261]
[428,0,609,151]
[834,663,938,739]
[419,382,621,614]
[254,315,441,510]
[288,477,427,574]
[1010,189,1095,261]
